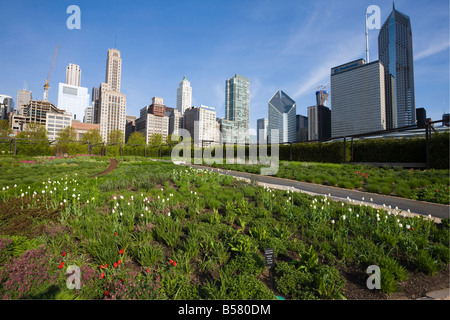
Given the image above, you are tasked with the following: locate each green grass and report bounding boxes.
[210,160,450,205]
[0,156,448,300]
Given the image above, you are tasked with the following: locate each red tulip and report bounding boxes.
[114,232,118,236]
[118,260,121,265]
[173,261,177,267]
[100,273,105,279]
[104,290,109,296]
[169,259,173,264]
[114,263,118,268]
[146,269,150,273]
[120,278,124,283]
[62,252,66,257]
[411,227,414,231]
[119,249,124,255]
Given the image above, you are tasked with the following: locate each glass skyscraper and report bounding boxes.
[268,90,297,144]
[225,74,250,144]
[378,3,416,129]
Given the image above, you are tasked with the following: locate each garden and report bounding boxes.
[0,155,448,300]
[210,161,450,205]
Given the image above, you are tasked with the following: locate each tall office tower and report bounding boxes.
[135,97,169,144]
[378,4,416,128]
[330,59,386,138]
[125,115,137,142]
[92,87,100,103]
[267,90,297,144]
[0,95,14,120]
[296,115,308,142]
[177,76,192,115]
[225,74,250,144]
[257,118,268,144]
[98,49,127,142]
[308,105,331,142]
[169,109,183,137]
[57,83,90,121]
[316,88,329,107]
[17,89,32,115]
[83,106,94,124]
[184,105,217,146]
[65,64,81,87]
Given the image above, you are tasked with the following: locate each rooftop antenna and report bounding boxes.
[365,9,370,63]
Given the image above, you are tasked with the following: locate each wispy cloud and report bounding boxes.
[415,40,450,61]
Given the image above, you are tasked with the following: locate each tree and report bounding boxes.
[0,120,13,138]
[56,126,76,142]
[127,131,146,145]
[81,129,103,145]
[148,133,163,146]
[17,123,48,140]
[16,123,51,156]
[167,134,182,145]
[107,130,124,144]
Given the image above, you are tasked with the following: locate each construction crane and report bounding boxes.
[43,45,59,101]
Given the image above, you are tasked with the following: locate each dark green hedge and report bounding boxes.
[352,132,449,169]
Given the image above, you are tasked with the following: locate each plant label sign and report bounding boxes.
[264,249,274,268]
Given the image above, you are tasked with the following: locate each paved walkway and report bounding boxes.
[180,163,449,221]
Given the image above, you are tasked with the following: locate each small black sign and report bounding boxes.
[264,248,274,268]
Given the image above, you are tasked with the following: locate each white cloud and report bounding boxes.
[415,41,450,61]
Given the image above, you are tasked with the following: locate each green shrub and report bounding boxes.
[274,261,316,300]
[413,249,440,275]
[314,265,346,300]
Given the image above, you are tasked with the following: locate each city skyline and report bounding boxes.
[0,0,448,136]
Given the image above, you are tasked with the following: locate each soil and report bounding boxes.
[91,158,119,177]
[341,265,450,300]
[0,196,61,237]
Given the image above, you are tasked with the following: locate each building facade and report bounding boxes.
[16,89,32,116]
[267,90,297,144]
[177,76,192,115]
[257,118,268,144]
[0,95,14,120]
[225,74,250,144]
[57,83,90,122]
[135,97,169,144]
[66,64,81,87]
[184,105,217,146]
[296,115,308,142]
[46,112,73,141]
[330,59,386,138]
[125,115,137,142]
[308,105,331,142]
[169,109,183,137]
[378,4,416,128]
[98,49,127,142]
[71,121,100,141]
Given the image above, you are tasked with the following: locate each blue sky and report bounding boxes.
[1,0,449,133]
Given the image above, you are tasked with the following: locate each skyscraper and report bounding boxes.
[135,97,169,144]
[57,83,90,121]
[267,90,297,144]
[225,74,250,144]
[330,59,386,137]
[296,115,308,142]
[184,105,217,146]
[98,49,127,142]
[17,89,32,115]
[257,118,268,144]
[308,105,331,142]
[66,64,81,87]
[378,4,416,128]
[177,76,192,115]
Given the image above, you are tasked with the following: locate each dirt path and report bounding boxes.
[91,158,118,177]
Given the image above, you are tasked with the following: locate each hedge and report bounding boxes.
[0,132,448,169]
